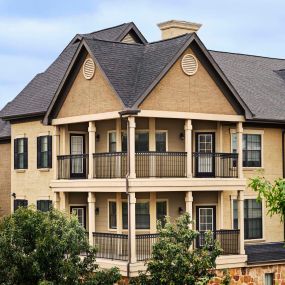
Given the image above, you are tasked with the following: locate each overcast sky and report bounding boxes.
[1,0,285,109]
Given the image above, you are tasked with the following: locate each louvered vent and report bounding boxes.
[83,58,95,80]
[181,54,198,76]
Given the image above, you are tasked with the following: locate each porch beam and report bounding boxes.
[88,192,96,245]
[88,122,96,179]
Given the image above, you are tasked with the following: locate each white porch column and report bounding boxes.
[216,122,223,152]
[116,193,122,234]
[52,126,60,180]
[128,117,136,179]
[88,192,96,245]
[129,192,137,263]
[149,118,156,177]
[218,191,224,229]
[88,122,96,179]
[237,190,245,255]
[62,125,69,155]
[59,192,68,212]
[237,122,243,179]
[116,118,122,152]
[53,192,60,210]
[150,192,157,233]
[184,119,193,178]
[185,191,193,229]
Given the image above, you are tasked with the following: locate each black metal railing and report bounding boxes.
[93,232,128,261]
[192,152,238,178]
[136,152,187,178]
[93,152,127,178]
[197,229,240,255]
[57,154,89,179]
[136,233,159,261]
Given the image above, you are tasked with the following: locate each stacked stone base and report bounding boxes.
[210,264,285,285]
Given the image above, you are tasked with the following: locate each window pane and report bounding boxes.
[18,139,24,154]
[41,136,48,152]
[135,132,149,152]
[37,200,52,212]
[109,132,116,153]
[265,273,273,285]
[156,132,166,152]
[136,202,150,229]
[157,201,167,226]
[109,201,117,229]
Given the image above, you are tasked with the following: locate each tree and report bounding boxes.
[249,176,285,222]
[130,213,223,285]
[0,206,121,285]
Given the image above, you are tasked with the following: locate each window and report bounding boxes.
[233,199,263,239]
[14,199,28,212]
[14,138,28,169]
[156,132,167,152]
[108,132,116,153]
[122,201,150,229]
[156,200,167,226]
[265,273,274,285]
[109,201,117,229]
[37,136,52,168]
[232,133,262,167]
[71,207,86,228]
[37,200,52,212]
[135,132,149,152]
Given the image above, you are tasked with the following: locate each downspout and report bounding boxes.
[119,109,140,278]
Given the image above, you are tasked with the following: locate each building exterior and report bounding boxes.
[1,20,285,283]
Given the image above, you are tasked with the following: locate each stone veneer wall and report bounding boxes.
[210,264,285,285]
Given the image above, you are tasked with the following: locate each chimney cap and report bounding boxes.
[157,20,202,32]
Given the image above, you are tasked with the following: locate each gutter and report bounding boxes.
[119,109,140,278]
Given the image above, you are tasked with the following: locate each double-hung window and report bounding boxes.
[37,200,52,212]
[14,138,28,169]
[122,201,150,229]
[156,200,167,226]
[155,131,167,152]
[233,199,263,239]
[108,132,116,153]
[232,133,262,167]
[109,201,117,229]
[14,199,28,212]
[37,136,52,168]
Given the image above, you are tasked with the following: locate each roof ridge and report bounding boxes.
[82,22,132,36]
[83,37,145,47]
[147,33,192,45]
[210,49,285,61]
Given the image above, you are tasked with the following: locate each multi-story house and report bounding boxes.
[1,20,285,283]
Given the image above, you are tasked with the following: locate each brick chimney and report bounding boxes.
[157,20,202,39]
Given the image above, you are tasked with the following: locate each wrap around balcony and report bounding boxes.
[57,152,238,179]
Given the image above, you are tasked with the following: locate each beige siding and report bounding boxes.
[11,121,54,208]
[139,47,238,115]
[57,55,123,118]
[0,142,11,216]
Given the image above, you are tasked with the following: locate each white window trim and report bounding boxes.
[230,129,264,169]
[193,130,217,152]
[107,129,169,152]
[230,195,265,241]
[107,199,117,231]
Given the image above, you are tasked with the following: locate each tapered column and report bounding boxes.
[88,192,96,245]
[150,192,157,233]
[128,117,136,179]
[185,191,193,229]
[237,190,245,255]
[237,122,243,179]
[116,193,122,234]
[129,192,137,263]
[184,119,193,178]
[53,192,60,210]
[53,126,60,180]
[88,122,96,179]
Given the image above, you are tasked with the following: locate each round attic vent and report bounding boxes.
[83,58,95,80]
[181,54,198,76]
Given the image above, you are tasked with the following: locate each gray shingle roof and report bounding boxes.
[2,22,285,140]
[0,106,11,139]
[210,51,285,121]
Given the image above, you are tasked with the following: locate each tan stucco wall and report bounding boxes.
[57,55,123,118]
[11,120,54,209]
[139,47,237,115]
[0,142,11,216]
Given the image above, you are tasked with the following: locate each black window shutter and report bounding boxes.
[48,136,52,168]
[37,137,41,169]
[14,139,19,169]
[23,138,28,169]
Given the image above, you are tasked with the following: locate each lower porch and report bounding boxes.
[54,190,246,273]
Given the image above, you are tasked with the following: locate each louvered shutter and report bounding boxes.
[23,138,28,169]
[14,139,18,169]
[48,136,52,168]
[37,137,41,168]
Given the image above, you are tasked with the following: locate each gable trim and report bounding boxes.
[116,23,148,44]
[134,33,253,119]
[43,40,125,125]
